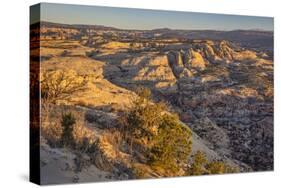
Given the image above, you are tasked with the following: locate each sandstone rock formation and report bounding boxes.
[184,48,207,70]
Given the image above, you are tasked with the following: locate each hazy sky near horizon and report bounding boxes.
[34,3,273,31]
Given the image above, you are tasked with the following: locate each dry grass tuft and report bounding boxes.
[73,120,96,147]
[41,121,63,147]
[41,105,97,149]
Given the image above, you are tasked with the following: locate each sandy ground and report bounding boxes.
[40,140,112,185]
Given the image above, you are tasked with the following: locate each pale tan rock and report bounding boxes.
[185,48,207,70]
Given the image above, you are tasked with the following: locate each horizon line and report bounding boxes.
[33,20,274,32]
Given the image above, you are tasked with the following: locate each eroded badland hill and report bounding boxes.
[31,22,273,184]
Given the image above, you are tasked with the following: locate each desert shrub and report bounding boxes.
[89,132,126,172]
[41,104,98,151]
[206,161,238,174]
[121,87,167,153]
[72,121,95,151]
[149,114,192,174]
[132,167,146,178]
[131,163,151,178]
[206,161,227,174]
[59,109,96,150]
[41,121,63,147]
[119,87,193,176]
[101,129,123,151]
[40,70,89,105]
[61,112,76,147]
[186,151,238,175]
[40,69,89,124]
[187,151,208,175]
[126,100,166,141]
[135,87,151,100]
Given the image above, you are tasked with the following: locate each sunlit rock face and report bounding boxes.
[184,48,207,70]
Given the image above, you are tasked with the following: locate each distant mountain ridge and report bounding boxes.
[32,21,273,51]
[34,21,273,33]
[39,21,120,31]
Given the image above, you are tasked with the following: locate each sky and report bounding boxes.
[31,3,274,31]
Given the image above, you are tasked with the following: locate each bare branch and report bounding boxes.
[40,70,89,105]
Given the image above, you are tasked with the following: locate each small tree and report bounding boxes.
[122,87,166,154]
[40,70,88,123]
[119,87,193,175]
[61,112,76,147]
[149,114,192,174]
[41,70,88,104]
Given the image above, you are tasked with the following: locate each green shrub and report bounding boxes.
[120,87,193,176]
[206,161,238,174]
[187,151,208,175]
[149,114,192,174]
[123,87,166,153]
[187,151,238,175]
[61,112,76,147]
